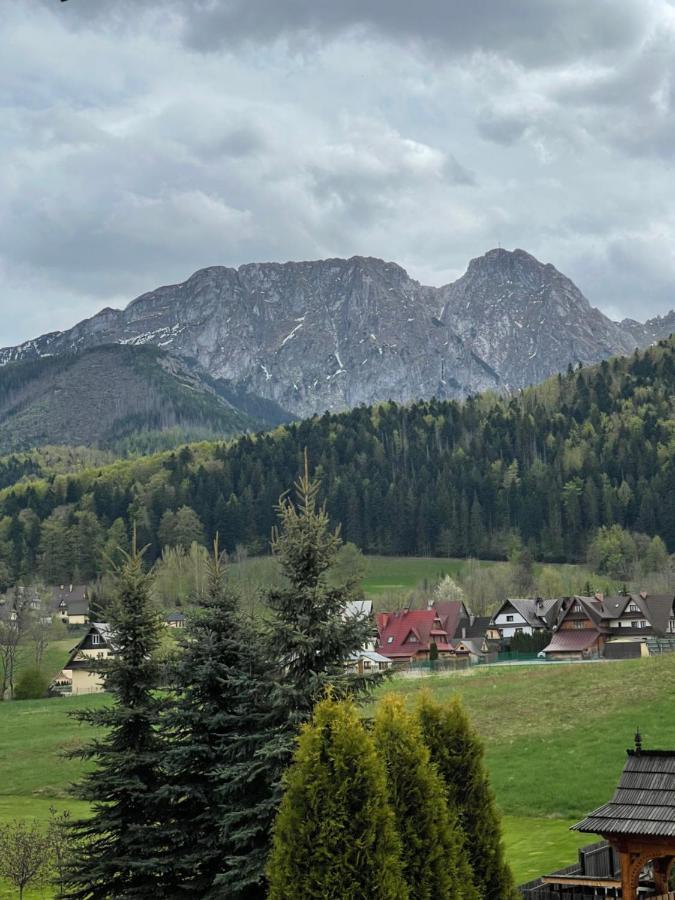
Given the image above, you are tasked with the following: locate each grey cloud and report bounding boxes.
[3,0,675,348]
[49,0,648,66]
[476,110,530,145]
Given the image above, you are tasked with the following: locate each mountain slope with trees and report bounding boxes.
[0,337,673,585]
[0,344,290,457]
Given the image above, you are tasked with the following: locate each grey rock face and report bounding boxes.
[1,249,671,417]
[438,248,638,389]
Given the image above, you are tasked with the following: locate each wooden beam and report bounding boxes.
[541,875,621,888]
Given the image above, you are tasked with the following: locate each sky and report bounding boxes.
[2,0,675,345]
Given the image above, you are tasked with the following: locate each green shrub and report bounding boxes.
[14,668,50,700]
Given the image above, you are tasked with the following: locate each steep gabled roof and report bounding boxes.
[463,616,493,638]
[499,598,550,629]
[573,750,675,838]
[66,622,114,666]
[634,593,675,636]
[377,609,450,658]
[557,596,606,629]
[432,600,470,640]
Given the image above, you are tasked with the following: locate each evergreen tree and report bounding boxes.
[373,695,478,900]
[255,456,385,891]
[64,537,167,899]
[262,453,382,749]
[267,697,408,900]
[154,539,271,899]
[416,694,517,900]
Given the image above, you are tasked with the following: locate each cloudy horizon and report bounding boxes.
[2,0,675,345]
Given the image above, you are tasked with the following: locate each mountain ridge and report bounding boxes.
[1,248,672,418]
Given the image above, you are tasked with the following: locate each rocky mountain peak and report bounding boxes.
[0,248,672,420]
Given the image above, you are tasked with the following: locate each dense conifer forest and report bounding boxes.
[0,337,673,585]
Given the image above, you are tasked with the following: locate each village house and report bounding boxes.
[51,622,114,696]
[540,593,675,661]
[49,584,91,626]
[349,649,392,674]
[375,600,495,664]
[376,608,455,663]
[492,597,563,639]
[343,599,393,673]
[165,610,186,628]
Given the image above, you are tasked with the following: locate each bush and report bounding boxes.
[14,667,50,700]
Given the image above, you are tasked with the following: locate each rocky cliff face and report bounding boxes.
[1,249,671,418]
[438,248,638,389]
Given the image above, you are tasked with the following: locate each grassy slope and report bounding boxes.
[3,654,675,891]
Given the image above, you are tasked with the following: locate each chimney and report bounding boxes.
[595,592,604,602]
[640,591,648,600]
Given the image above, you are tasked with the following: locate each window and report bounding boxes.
[91,633,101,646]
[630,621,647,630]
[405,633,418,643]
[506,615,514,623]
[515,627,523,635]
[572,602,582,613]
[627,603,640,613]
[669,619,675,634]
[574,621,585,630]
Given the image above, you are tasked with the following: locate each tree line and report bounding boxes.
[0,337,673,587]
[26,466,514,899]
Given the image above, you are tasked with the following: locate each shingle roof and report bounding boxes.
[432,601,470,640]
[573,750,675,838]
[463,616,492,638]
[542,629,601,653]
[165,611,186,622]
[499,598,559,630]
[377,609,452,658]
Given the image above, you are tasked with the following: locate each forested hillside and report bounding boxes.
[0,344,290,456]
[0,337,673,586]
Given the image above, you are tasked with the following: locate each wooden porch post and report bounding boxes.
[653,856,673,895]
[618,850,639,900]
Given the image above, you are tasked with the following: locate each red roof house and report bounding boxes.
[376,609,455,661]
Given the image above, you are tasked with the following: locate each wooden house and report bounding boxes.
[492,597,562,639]
[50,585,90,626]
[165,611,186,629]
[376,608,454,662]
[52,623,114,696]
[541,593,675,661]
[348,649,392,675]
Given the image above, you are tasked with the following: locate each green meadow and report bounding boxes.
[2,652,675,895]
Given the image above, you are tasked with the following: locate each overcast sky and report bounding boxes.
[2,0,675,345]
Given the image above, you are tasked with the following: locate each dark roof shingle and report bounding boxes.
[573,751,675,838]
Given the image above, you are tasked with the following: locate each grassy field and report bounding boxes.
[2,653,675,895]
[361,555,471,596]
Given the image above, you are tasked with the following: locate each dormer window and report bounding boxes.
[387,636,394,644]
[91,633,101,646]
[627,603,640,613]
[572,602,582,613]
[404,632,419,643]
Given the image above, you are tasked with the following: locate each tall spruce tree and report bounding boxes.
[154,539,272,899]
[251,455,385,891]
[416,694,518,900]
[373,695,479,900]
[264,454,380,731]
[267,697,408,900]
[64,537,167,899]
